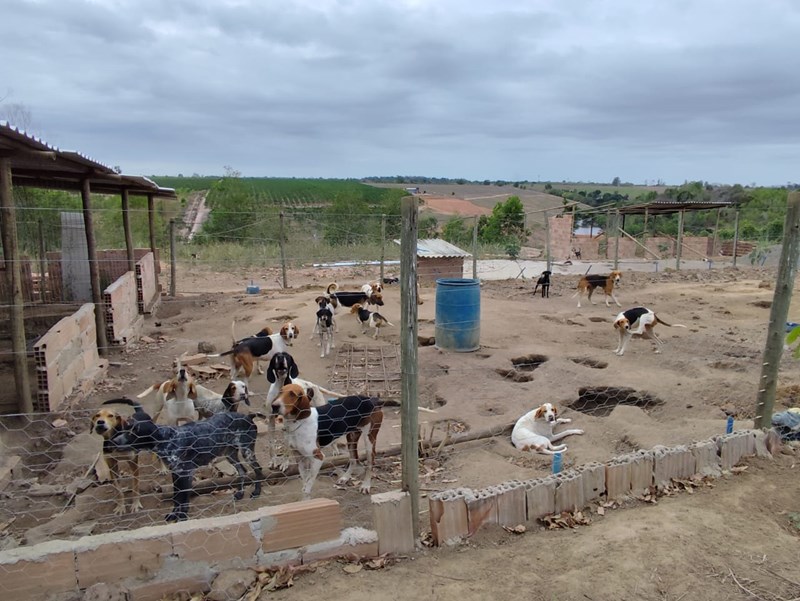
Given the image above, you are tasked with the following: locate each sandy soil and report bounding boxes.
[2,263,800,601]
[419,195,493,217]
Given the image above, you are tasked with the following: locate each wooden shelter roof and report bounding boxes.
[0,121,175,198]
[617,200,732,216]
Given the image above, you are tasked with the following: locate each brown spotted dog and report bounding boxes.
[572,270,622,308]
[613,306,686,356]
[216,321,299,385]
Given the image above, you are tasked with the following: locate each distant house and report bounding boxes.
[395,238,472,282]
[573,226,603,237]
[404,187,420,194]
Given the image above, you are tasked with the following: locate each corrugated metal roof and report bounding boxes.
[0,121,175,198]
[394,238,472,258]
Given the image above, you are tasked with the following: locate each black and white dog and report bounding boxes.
[533,270,552,298]
[102,397,264,522]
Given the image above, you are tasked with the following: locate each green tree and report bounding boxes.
[324,191,370,245]
[419,215,439,238]
[479,196,526,244]
[441,217,472,246]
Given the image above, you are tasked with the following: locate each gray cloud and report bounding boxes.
[1,0,798,184]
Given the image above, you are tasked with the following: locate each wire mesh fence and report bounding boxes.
[0,194,798,601]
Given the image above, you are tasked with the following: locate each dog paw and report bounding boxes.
[336,475,352,486]
[113,504,127,516]
[575,429,585,435]
[129,499,143,513]
[359,484,372,494]
[233,491,244,501]
[165,511,187,522]
[561,418,572,423]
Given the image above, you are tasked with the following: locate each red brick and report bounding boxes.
[260,498,342,553]
[0,545,77,601]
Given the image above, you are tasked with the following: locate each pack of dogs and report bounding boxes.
[92,273,686,522]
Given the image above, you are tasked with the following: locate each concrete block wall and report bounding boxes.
[548,213,574,261]
[32,303,107,412]
[135,251,159,313]
[0,498,380,601]
[103,271,142,346]
[429,431,761,545]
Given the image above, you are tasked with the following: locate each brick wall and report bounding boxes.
[103,272,142,345]
[32,304,107,412]
[548,213,574,261]
[419,257,464,283]
[135,251,159,313]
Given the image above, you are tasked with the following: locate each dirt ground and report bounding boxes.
[2,261,800,600]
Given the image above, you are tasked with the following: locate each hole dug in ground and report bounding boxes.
[567,386,664,417]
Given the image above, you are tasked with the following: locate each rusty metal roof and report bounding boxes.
[0,121,175,198]
[394,238,472,258]
[617,200,732,216]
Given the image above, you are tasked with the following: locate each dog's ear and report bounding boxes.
[534,406,546,419]
[164,380,176,395]
[266,355,278,383]
[289,358,299,380]
[223,381,235,400]
[294,391,312,420]
[187,382,198,400]
[294,324,300,335]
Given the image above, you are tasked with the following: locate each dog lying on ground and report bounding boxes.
[102,397,263,522]
[91,405,144,515]
[350,303,394,338]
[572,270,622,308]
[511,403,584,455]
[265,352,344,470]
[533,270,551,298]
[613,307,686,356]
[213,321,298,384]
[271,383,383,498]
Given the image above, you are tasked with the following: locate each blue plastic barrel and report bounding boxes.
[435,278,481,352]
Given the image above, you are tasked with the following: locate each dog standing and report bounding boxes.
[316,305,335,358]
[271,383,383,498]
[533,270,551,298]
[265,352,344,470]
[572,270,622,308]
[327,282,384,309]
[350,303,394,338]
[137,362,197,426]
[103,398,263,522]
[511,403,584,455]
[613,307,686,356]
[91,405,143,515]
[215,321,298,384]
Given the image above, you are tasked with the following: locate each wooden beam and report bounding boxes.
[121,189,135,272]
[81,179,109,356]
[0,157,33,412]
[147,194,159,293]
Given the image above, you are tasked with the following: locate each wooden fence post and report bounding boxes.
[169,218,176,297]
[472,216,478,280]
[732,210,740,268]
[754,192,800,429]
[279,211,288,289]
[37,218,47,303]
[81,179,108,357]
[121,188,135,272]
[545,210,552,271]
[400,196,420,540]
[380,214,386,284]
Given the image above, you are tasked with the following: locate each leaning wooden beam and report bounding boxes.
[147,193,159,293]
[81,178,109,357]
[618,227,661,260]
[0,157,33,412]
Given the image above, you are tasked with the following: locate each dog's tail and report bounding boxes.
[316,386,345,399]
[103,397,145,413]
[371,397,436,413]
[655,316,687,328]
[327,282,338,295]
[231,319,238,346]
[136,384,160,399]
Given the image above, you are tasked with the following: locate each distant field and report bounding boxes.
[368,182,569,226]
[528,183,668,198]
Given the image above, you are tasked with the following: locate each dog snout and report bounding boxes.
[270,402,280,415]
[178,368,187,381]
[94,421,108,434]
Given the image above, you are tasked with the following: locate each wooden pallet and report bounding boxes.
[330,342,401,400]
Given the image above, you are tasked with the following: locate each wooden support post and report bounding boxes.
[619,227,661,259]
[613,209,620,270]
[37,218,47,303]
[712,208,722,258]
[169,218,176,297]
[147,194,159,292]
[732,210,740,267]
[0,157,33,412]
[81,179,108,357]
[544,210,552,271]
[380,214,386,284]
[400,196,420,540]
[754,192,800,429]
[605,209,611,259]
[121,188,135,273]
[279,211,288,289]
[675,209,684,270]
[472,216,478,280]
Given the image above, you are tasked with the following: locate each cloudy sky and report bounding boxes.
[1,0,798,185]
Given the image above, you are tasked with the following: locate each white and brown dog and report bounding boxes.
[271,383,383,498]
[91,405,143,515]
[572,271,622,308]
[137,362,198,426]
[350,303,394,338]
[613,307,686,356]
[511,403,584,455]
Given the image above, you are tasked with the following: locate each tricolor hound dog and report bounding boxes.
[310,296,337,353]
[572,270,622,308]
[215,321,298,384]
[533,270,551,298]
[350,303,394,338]
[511,403,584,455]
[271,383,383,498]
[91,404,144,515]
[265,352,344,470]
[103,397,264,522]
[613,307,686,356]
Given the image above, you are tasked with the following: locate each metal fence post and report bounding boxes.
[754,191,800,429]
[279,211,288,289]
[380,214,386,284]
[732,210,740,268]
[545,210,552,271]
